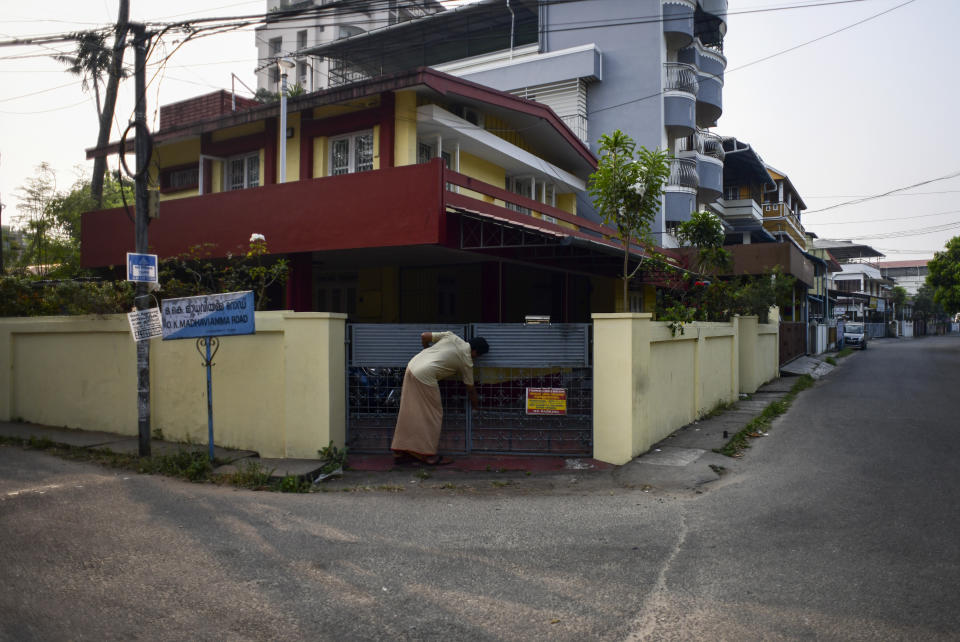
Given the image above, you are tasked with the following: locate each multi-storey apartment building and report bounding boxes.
[298,0,729,245]
[254,0,443,94]
[877,260,928,296]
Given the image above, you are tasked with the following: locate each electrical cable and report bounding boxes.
[807,208,960,226]
[118,121,153,181]
[805,170,960,214]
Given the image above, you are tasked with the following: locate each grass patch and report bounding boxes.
[702,399,736,420]
[224,459,275,490]
[3,435,218,483]
[139,450,213,481]
[274,474,312,493]
[836,347,854,358]
[825,356,837,366]
[715,374,814,458]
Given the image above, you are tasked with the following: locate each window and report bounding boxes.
[296,30,307,51]
[329,131,374,176]
[224,153,260,191]
[417,139,454,169]
[296,60,308,87]
[160,165,198,193]
[269,37,282,55]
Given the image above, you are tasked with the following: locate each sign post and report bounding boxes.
[161,290,255,460]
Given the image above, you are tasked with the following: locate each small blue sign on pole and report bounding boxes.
[126,252,158,283]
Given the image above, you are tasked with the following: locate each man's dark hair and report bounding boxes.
[469,337,489,356]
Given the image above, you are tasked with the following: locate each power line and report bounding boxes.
[0,97,91,115]
[808,208,960,226]
[0,80,78,104]
[805,170,960,214]
[835,221,960,241]
[725,0,915,74]
[804,190,960,198]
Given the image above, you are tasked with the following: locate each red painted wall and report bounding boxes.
[81,161,446,268]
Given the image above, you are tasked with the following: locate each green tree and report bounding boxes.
[912,284,943,321]
[890,285,908,320]
[160,235,289,311]
[926,236,960,315]
[676,210,730,276]
[588,130,670,311]
[1,225,26,273]
[13,163,59,276]
[55,1,129,208]
[54,31,113,122]
[254,88,280,103]
[12,165,133,278]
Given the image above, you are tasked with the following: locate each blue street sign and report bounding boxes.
[126,252,158,283]
[161,291,256,340]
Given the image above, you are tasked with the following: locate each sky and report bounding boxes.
[1,0,958,261]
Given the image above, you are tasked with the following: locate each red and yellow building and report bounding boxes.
[84,68,660,322]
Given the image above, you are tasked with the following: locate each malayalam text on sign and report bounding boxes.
[161,291,255,340]
[525,387,567,415]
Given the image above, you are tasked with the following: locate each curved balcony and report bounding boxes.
[698,47,725,127]
[662,0,695,50]
[701,131,725,161]
[696,75,723,127]
[678,41,725,127]
[664,62,698,137]
[664,62,699,95]
[667,157,699,191]
[665,191,696,223]
[677,130,724,202]
[696,0,727,51]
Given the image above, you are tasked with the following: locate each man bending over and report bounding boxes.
[391,331,489,465]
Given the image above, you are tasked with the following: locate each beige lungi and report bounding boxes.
[390,369,443,457]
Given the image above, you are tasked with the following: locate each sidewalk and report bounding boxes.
[0,357,833,493]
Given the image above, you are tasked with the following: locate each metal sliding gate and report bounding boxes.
[346,323,593,455]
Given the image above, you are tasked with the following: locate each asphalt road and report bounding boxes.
[1,336,958,641]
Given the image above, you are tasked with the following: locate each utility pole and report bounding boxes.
[132,23,151,458]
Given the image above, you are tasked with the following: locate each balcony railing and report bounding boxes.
[677,131,704,155]
[663,62,699,96]
[667,158,699,189]
[677,130,725,160]
[327,61,371,88]
[701,131,725,160]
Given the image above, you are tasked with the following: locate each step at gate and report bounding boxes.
[346,323,593,455]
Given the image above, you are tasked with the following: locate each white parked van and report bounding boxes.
[844,322,868,349]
